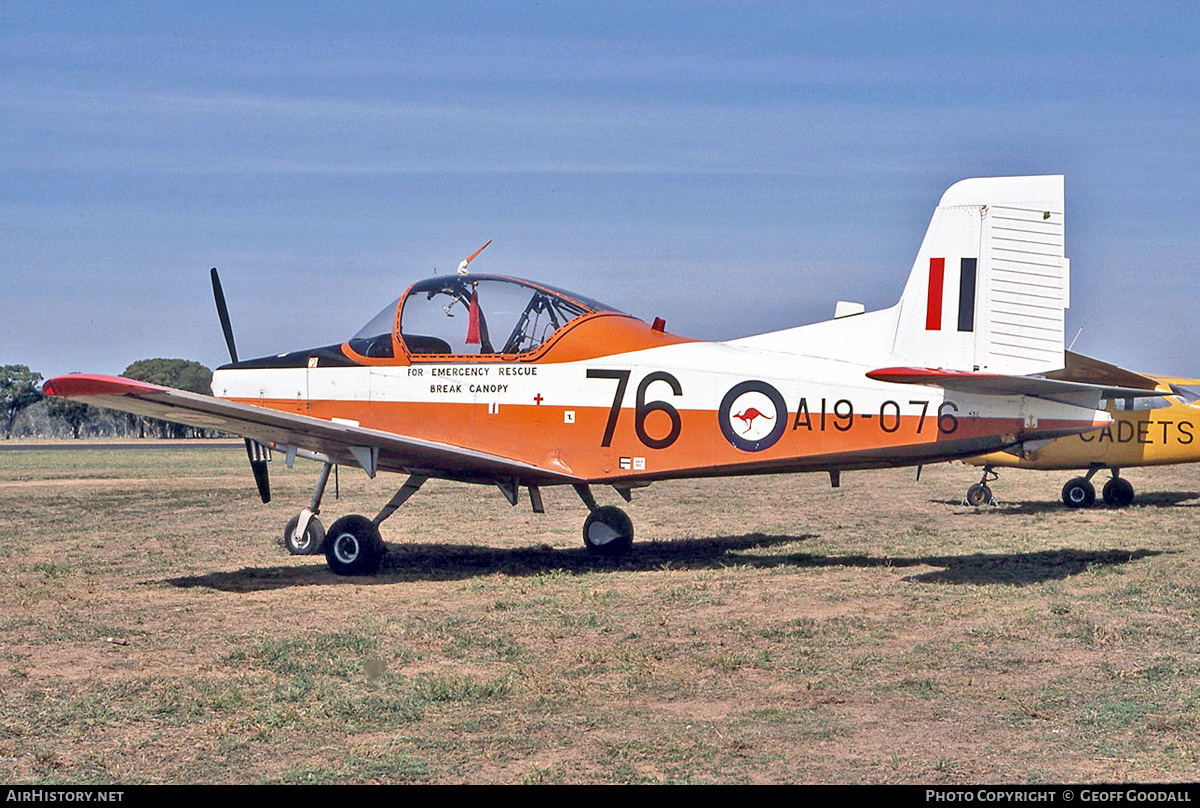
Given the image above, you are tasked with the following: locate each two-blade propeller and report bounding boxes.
[210,268,271,504]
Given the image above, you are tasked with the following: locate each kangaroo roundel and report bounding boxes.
[719,381,788,452]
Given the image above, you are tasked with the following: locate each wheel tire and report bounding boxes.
[582,506,634,557]
[966,483,992,507]
[1061,478,1096,508]
[324,515,385,576]
[1102,477,1135,508]
[284,514,326,555]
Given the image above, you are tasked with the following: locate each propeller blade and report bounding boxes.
[210,267,269,502]
[244,439,271,503]
[210,267,238,363]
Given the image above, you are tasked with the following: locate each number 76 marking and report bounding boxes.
[587,369,683,449]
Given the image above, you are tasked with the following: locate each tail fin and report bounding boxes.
[889,175,1067,375]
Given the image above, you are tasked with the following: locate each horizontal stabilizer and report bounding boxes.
[866,366,1164,405]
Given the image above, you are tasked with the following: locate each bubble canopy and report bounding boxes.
[348,275,624,359]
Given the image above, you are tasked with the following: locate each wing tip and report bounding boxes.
[43,374,165,398]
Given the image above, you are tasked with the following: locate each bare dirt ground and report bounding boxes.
[1,444,1197,784]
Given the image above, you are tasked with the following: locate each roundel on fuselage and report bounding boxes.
[719,380,787,452]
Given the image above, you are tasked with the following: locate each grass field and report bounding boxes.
[1,444,1198,784]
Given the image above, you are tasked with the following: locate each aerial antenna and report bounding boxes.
[1068,327,1083,352]
[457,239,492,275]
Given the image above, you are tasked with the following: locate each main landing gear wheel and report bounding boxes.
[1061,477,1096,508]
[284,514,326,555]
[583,506,634,557]
[965,483,994,507]
[325,515,385,576]
[1102,477,1135,508]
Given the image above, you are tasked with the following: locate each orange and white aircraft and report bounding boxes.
[963,351,1200,507]
[45,175,1132,575]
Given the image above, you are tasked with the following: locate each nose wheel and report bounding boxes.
[284,462,334,555]
[284,512,326,555]
[965,483,993,506]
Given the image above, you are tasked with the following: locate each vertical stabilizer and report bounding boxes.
[890,175,1067,375]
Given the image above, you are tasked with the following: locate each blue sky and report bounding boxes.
[3,2,1199,380]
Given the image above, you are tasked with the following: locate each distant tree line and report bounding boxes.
[1,359,222,439]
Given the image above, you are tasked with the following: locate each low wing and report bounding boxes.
[43,374,570,484]
[865,366,1160,405]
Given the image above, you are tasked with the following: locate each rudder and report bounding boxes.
[890,175,1067,375]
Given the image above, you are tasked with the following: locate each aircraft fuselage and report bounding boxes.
[213,329,1106,486]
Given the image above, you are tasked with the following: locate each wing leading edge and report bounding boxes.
[42,374,569,484]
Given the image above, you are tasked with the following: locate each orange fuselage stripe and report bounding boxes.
[234,396,1081,480]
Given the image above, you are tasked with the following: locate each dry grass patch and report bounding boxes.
[1,445,1198,783]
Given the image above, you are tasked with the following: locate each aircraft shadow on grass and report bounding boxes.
[930,491,1200,512]
[164,532,1163,592]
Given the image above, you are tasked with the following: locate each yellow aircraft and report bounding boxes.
[964,351,1200,507]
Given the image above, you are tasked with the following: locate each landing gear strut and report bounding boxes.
[285,470,641,574]
[283,463,430,575]
[320,473,429,576]
[284,462,334,555]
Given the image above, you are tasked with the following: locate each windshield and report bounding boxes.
[1105,394,1181,411]
[347,297,399,358]
[399,276,612,356]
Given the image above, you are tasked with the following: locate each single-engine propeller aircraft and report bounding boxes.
[46,175,1135,576]
[962,351,1200,507]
